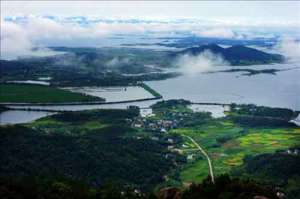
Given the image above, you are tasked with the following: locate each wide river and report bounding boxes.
[1,62,299,124]
[148,62,300,110]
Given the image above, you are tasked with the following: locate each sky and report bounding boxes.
[1,1,300,60]
[2,1,300,23]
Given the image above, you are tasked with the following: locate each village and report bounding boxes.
[126,105,206,163]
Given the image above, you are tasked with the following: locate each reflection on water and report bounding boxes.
[189,104,230,118]
[147,63,300,110]
[62,86,154,102]
[0,111,55,125]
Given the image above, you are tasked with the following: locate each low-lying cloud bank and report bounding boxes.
[274,37,300,62]
[175,50,229,75]
[1,16,300,60]
[192,28,235,39]
[106,57,131,67]
[1,20,64,60]
[1,21,31,59]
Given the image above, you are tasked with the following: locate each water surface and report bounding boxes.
[2,62,299,124]
[148,62,300,110]
[0,110,54,125]
[62,86,154,102]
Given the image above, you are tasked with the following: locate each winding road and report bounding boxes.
[183,135,215,184]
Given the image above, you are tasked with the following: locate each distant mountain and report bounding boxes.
[176,44,284,65]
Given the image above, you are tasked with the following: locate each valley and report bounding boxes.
[1,8,299,198]
[1,100,299,198]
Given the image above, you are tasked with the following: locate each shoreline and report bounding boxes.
[0,96,162,107]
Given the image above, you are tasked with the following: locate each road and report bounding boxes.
[183,135,215,184]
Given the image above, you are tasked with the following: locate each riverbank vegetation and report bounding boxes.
[139,82,162,98]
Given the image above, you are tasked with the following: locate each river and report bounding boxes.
[0,110,55,125]
[148,62,300,110]
[1,62,299,125]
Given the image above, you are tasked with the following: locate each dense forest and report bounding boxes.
[240,149,300,199]
[0,109,178,191]
[228,104,297,127]
[0,174,280,199]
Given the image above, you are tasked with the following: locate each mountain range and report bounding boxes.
[176,44,284,65]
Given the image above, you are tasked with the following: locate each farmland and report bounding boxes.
[170,122,299,183]
[132,100,300,197]
[0,84,103,103]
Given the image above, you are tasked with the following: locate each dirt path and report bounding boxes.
[183,135,215,184]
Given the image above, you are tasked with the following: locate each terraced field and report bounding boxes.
[170,120,300,183]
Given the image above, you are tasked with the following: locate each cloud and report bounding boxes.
[192,28,235,39]
[274,36,300,62]
[175,50,229,75]
[0,20,62,60]
[106,57,131,67]
[1,20,32,59]
[1,15,300,60]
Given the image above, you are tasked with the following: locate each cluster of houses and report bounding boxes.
[131,117,178,132]
[131,107,197,132]
[128,106,200,162]
[283,148,299,155]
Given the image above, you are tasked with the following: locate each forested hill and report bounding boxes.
[176,44,284,65]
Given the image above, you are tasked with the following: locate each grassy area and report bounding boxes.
[28,116,109,136]
[0,84,103,103]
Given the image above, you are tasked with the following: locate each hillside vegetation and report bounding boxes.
[177,44,284,65]
[0,109,176,191]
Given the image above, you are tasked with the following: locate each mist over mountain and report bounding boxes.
[176,44,284,65]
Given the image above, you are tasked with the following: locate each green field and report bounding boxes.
[0,84,103,103]
[27,115,109,136]
[170,120,300,184]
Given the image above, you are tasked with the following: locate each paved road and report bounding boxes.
[183,135,215,184]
